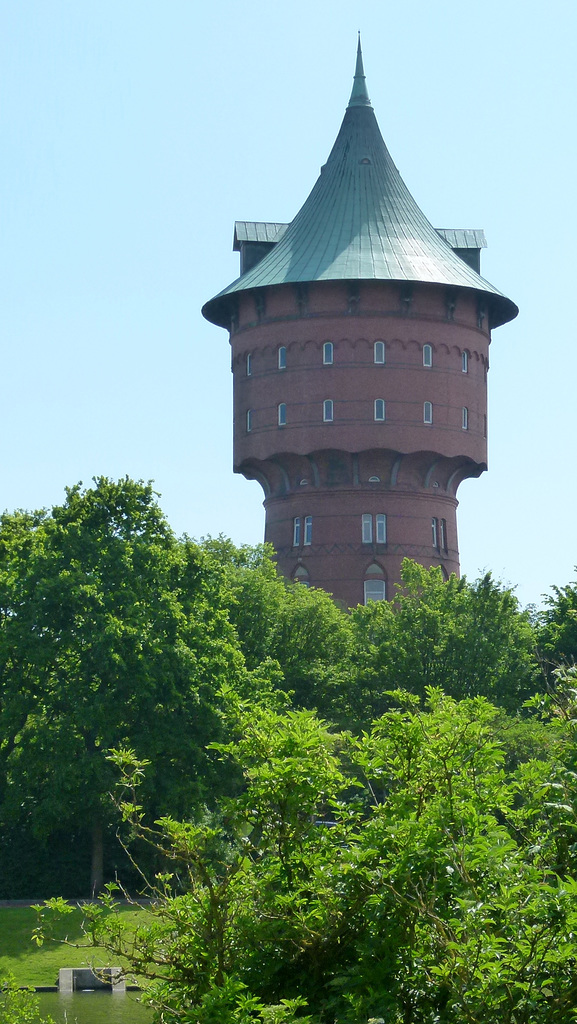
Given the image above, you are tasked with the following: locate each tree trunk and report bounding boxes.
[91,819,104,896]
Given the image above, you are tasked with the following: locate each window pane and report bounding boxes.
[423,344,432,367]
[246,409,253,432]
[374,341,385,364]
[323,399,333,422]
[462,351,468,373]
[278,346,286,369]
[376,514,387,544]
[424,401,433,424]
[374,399,385,421]
[440,518,447,552]
[362,514,373,544]
[364,579,386,603]
[246,352,252,376]
[323,342,333,365]
[304,516,312,545]
[432,517,438,548]
[462,407,468,430]
[293,517,301,546]
[278,403,286,426]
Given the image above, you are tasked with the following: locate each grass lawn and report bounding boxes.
[0,905,153,987]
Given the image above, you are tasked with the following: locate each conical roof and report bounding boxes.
[203,42,517,329]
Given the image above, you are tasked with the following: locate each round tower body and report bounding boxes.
[231,279,489,606]
[203,41,517,606]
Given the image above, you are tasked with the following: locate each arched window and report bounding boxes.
[362,514,372,543]
[278,403,286,426]
[462,407,469,430]
[423,344,433,367]
[293,517,301,547]
[432,517,439,548]
[278,346,286,370]
[364,562,386,603]
[304,516,313,545]
[293,565,310,586]
[323,342,334,365]
[362,514,387,544]
[374,399,386,421]
[246,409,253,432]
[323,399,334,422]
[440,518,447,552]
[246,353,252,376]
[374,341,385,364]
[462,350,469,373]
[424,401,433,424]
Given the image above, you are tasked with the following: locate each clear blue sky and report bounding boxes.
[1,0,576,608]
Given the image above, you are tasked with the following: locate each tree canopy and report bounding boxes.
[537,570,577,672]
[347,561,539,720]
[38,687,577,1024]
[6,475,577,1020]
[0,478,557,896]
[0,479,253,893]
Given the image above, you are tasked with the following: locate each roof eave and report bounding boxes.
[202,280,518,331]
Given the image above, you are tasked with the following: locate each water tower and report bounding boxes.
[202,42,517,607]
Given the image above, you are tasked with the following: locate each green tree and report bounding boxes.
[199,537,351,716]
[38,691,577,1024]
[0,974,53,1024]
[347,560,539,720]
[538,571,577,672]
[0,478,250,894]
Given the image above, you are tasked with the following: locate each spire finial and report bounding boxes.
[348,33,371,108]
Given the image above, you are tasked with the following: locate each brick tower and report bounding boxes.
[202,42,517,607]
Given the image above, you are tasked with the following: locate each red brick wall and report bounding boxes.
[229,279,489,606]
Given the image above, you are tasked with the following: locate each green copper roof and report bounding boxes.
[203,43,518,329]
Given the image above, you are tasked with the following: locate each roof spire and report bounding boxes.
[348,33,371,108]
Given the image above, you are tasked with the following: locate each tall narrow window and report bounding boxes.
[462,350,468,373]
[462,406,469,430]
[424,401,433,424]
[374,399,386,421]
[432,517,439,548]
[423,344,433,367]
[440,518,447,552]
[278,403,286,426]
[293,517,301,547]
[376,514,387,544]
[362,514,373,544]
[304,516,312,545]
[246,352,252,376]
[374,341,385,364]
[278,346,286,369]
[323,399,334,422]
[246,409,253,433]
[323,341,334,365]
[364,579,386,603]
